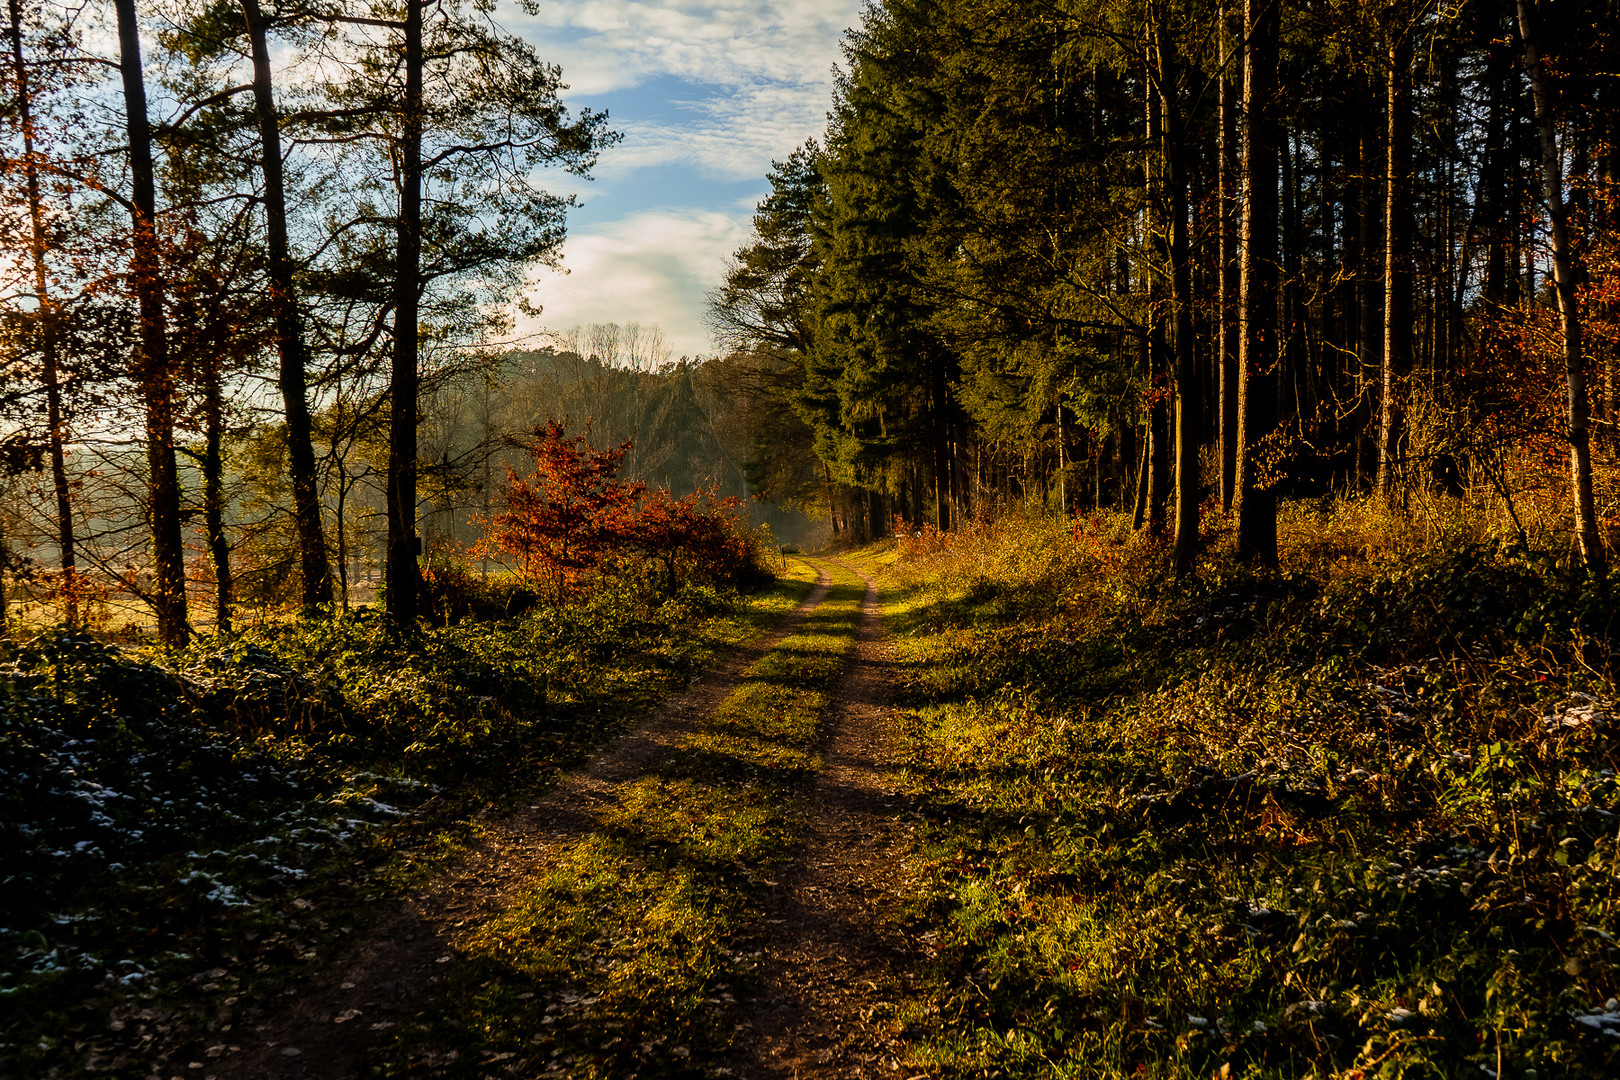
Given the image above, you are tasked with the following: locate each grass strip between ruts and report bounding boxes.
[369,559,868,1079]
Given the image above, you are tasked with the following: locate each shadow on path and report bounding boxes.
[728,561,926,1079]
[213,568,833,1080]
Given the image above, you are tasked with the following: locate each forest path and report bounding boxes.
[724,560,925,1079]
[213,565,835,1080]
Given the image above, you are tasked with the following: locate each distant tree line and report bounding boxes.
[711,0,1620,572]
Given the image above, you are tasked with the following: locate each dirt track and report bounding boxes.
[201,559,918,1079]
[726,562,923,1079]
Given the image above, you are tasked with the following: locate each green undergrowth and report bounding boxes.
[370,560,867,1078]
[0,572,816,1077]
[878,509,1620,1079]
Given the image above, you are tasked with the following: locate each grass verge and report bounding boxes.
[369,560,867,1078]
[878,510,1620,1079]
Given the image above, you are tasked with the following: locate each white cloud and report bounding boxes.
[498,0,862,356]
[516,209,754,358]
[519,0,858,94]
[605,82,829,181]
[515,0,859,178]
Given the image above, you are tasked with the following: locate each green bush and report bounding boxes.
[0,629,414,1069]
[419,552,543,626]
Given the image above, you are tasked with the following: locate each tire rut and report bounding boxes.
[728,560,924,1079]
[212,566,834,1080]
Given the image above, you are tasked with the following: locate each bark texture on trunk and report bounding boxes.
[1218,10,1239,513]
[1234,0,1278,566]
[1518,0,1605,571]
[1376,9,1413,502]
[1143,78,1170,535]
[930,345,953,533]
[201,365,230,633]
[115,0,189,645]
[241,0,334,613]
[386,0,425,625]
[1154,9,1200,577]
[1355,73,1383,492]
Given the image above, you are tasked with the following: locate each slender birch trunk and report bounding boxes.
[1376,6,1413,502]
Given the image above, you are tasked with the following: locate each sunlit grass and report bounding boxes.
[373,561,866,1077]
[876,507,1620,1078]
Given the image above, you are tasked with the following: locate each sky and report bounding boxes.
[505,1,865,360]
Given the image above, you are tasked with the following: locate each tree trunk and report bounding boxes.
[1146,335,1171,531]
[1281,128,1302,430]
[1094,430,1105,510]
[1518,0,1605,571]
[1354,74,1383,492]
[1479,40,1512,305]
[932,351,952,531]
[1319,104,1339,426]
[0,501,8,633]
[823,462,839,536]
[1601,2,1620,421]
[114,0,188,646]
[1143,81,1170,535]
[7,0,76,625]
[201,361,231,633]
[1218,13,1240,513]
[1056,404,1071,516]
[241,0,333,613]
[337,467,350,610]
[1234,0,1278,565]
[386,0,425,625]
[1376,9,1413,502]
[1118,408,1135,513]
[1154,10,1200,576]
[1132,405,1150,529]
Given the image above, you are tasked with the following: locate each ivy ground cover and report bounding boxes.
[1,573,813,1076]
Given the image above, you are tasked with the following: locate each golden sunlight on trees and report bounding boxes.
[4,0,1620,630]
[712,0,1620,574]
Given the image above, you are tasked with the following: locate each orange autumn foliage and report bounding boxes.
[476,420,763,596]
[621,486,759,593]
